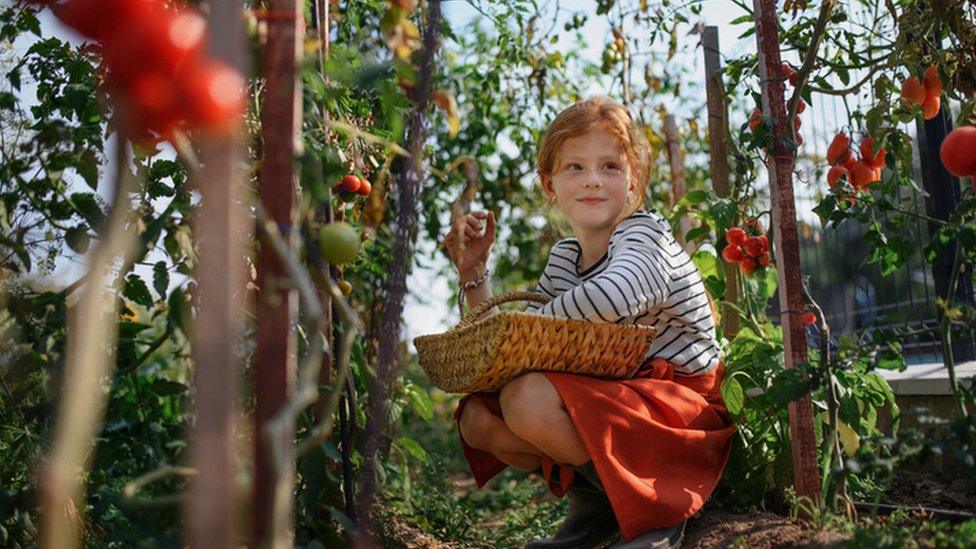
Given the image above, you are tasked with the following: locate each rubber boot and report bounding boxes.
[610,520,686,549]
[524,462,619,549]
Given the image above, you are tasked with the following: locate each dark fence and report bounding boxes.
[784,83,976,365]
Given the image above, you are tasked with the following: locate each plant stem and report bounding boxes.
[940,239,967,417]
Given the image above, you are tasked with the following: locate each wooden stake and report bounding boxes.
[663,115,694,254]
[752,0,821,505]
[702,26,740,338]
[184,0,249,546]
[254,0,302,545]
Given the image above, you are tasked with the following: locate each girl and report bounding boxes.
[442,97,734,548]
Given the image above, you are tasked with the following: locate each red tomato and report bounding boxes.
[827,166,849,188]
[827,132,851,166]
[105,7,207,85]
[722,244,743,263]
[357,178,372,196]
[748,108,762,131]
[124,70,181,136]
[743,237,764,258]
[940,126,976,178]
[757,251,772,267]
[179,60,245,133]
[340,174,361,193]
[726,227,747,246]
[849,160,877,190]
[922,94,941,120]
[57,0,160,42]
[739,257,757,274]
[802,312,817,325]
[796,100,806,114]
[758,234,769,252]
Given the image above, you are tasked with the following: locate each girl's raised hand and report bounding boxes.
[443,210,495,280]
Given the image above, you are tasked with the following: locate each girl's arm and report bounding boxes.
[460,261,499,318]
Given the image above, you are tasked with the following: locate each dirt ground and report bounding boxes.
[384,469,974,548]
[885,469,976,511]
[683,509,848,548]
[387,508,851,548]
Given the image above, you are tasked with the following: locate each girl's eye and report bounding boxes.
[567,163,582,171]
[604,162,619,170]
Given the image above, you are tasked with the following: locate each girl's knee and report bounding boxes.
[499,373,561,437]
[458,398,497,451]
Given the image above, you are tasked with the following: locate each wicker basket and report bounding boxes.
[413,290,657,393]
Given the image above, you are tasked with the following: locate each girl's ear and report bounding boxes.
[539,172,553,196]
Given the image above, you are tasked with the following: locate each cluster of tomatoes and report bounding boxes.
[332,174,373,202]
[824,132,887,202]
[940,126,976,191]
[747,63,807,147]
[721,226,771,274]
[29,0,245,141]
[900,66,943,120]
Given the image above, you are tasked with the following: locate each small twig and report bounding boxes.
[119,466,197,511]
[853,501,976,523]
[786,0,837,135]
[330,120,412,158]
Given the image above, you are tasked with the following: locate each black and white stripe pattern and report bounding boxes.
[525,210,721,376]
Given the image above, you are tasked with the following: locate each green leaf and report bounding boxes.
[124,274,154,307]
[152,261,169,298]
[167,286,191,334]
[755,266,778,301]
[721,376,745,415]
[328,507,357,534]
[76,150,99,191]
[65,227,90,254]
[68,192,104,228]
[767,368,812,405]
[708,199,737,232]
[405,383,434,421]
[836,68,850,86]
[691,250,719,281]
[151,379,189,396]
[398,436,428,461]
[0,91,15,110]
[118,320,151,338]
[703,275,725,299]
[684,226,710,243]
[681,189,709,205]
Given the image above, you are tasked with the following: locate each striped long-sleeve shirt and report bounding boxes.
[525,210,721,376]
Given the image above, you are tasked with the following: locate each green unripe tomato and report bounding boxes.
[318,222,361,264]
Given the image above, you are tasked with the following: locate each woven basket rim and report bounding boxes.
[413,310,658,342]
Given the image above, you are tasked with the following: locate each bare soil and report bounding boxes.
[684,509,848,548]
[386,508,852,548]
[884,469,976,511]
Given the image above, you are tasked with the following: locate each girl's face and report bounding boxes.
[543,129,636,233]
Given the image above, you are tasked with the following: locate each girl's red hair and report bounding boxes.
[537,96,651,212]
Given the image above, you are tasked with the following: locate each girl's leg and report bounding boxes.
[458,397,542,471]
[498,373,590,466]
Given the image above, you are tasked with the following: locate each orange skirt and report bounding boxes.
[453,358,735,542]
